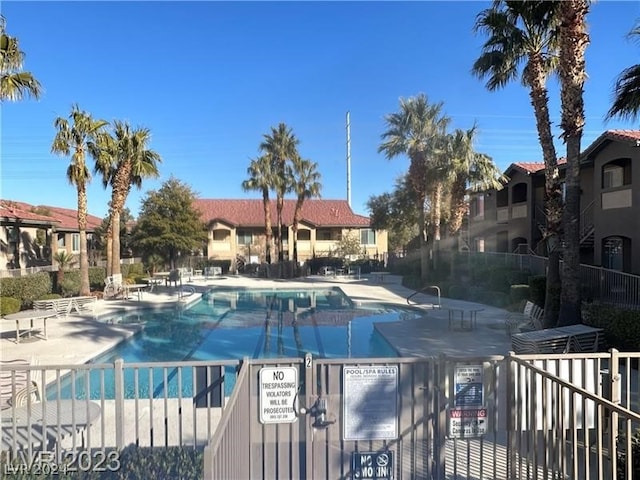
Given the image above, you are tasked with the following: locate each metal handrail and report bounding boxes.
[407,285,441,309]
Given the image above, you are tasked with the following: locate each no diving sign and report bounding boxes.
[259,367,298,424]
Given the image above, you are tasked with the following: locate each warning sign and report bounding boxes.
[448,407,488,438]
[352,451,394,479]
[259,367,298,424]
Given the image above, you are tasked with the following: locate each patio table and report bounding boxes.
[2,310,58,344]
[124,284,148,301]
[446,308,483,331]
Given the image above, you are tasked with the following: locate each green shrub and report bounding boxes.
[468,286,486,302]
[89,266,107,289]
[59,276,81,297]
[0,297,21,315]
[582,303,640,351]
[528,275,546,307]
[113,445,204,480]
[0,273,52,308]
[508,269,532,286]
[617,428,640,479]
[510,284,530,305]
[487,267,513,293]
[122,263,145,278]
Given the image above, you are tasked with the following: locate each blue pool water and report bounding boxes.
[50,287,420,400]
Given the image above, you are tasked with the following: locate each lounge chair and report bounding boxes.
[0,359,41,411]
[104,274,125,299]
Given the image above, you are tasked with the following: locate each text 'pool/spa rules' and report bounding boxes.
[259,367,298,424]
[343,366,398,441]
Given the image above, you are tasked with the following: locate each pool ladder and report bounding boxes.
[407,285,442,309]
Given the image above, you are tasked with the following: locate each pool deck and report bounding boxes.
[1,273,514,365]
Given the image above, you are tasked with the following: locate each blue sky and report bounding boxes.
[2,1,639,219]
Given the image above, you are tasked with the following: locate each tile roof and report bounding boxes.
[0,200,59,225]
[194,199,371,228]
[510,158,567,175]
[582,129,640,159]
[0,200,102,231]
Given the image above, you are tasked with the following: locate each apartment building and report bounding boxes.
[194,199,387,264]
[0,200,102,270]
[468,130,640,275]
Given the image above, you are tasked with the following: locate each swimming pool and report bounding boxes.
[51,287,420,399]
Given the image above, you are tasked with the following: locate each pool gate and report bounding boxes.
[1,351,640,479]
[204,351,640,479]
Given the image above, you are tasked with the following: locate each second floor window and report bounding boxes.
[72,233,80,252]
[360,229,376,245]
[602,159,631,189]
[237,230,252,245]
[57,233,65,248]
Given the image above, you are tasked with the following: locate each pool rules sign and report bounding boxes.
[259,367,298,424]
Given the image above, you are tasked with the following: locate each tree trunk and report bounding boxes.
[558,0,589,326]
[77,185,91,297]
[263,193,272,264]
[106,223,113,277]
[276,197,284,262]
[527,54,563,328]
[418,202,429,284]
[112,211,121,275]
[432,183,443,272]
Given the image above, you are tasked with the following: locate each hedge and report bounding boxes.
[582,303,640,351]
[0,273,52,308]
[0,297,21,315]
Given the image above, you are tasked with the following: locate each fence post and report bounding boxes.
[505,352,517,480]
[608,348,621,474]
[435,354,448,480]
[114,358,125,449]
[304,353,314,480]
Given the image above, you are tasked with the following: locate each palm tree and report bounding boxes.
[607,21,640,121]
[51,104,108,296]
[378,94,450,283]
[446,127,507,237]
[53,250,75,290]
[259,123,300,262]
[290,156,322,265]
[242,155,275,264]
[0,15,42,102]
[473,0,563,327]
[95,121,161,276]
[557,0,590,326]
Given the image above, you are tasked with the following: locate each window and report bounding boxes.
[236,230,252,245]
[512,183,528,204]
[602,236,630,272]
[602,159,631,189]
[360,229,376,245]
[71,233,80,252]
[496,188,508,208]
[57,233,66,248]
[317,228,340,241]
[213,230,229,242]
[474,195,485,218]
[297,229,310,241]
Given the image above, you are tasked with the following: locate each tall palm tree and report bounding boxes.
[290,156,322,265]
[0,15,42,102]
[95,121,161,276]
[378,94,450,283]
[446,127,507,237]
[242,155,275,264]
[557,0,590,326]
[51,104,108,296]
[473,0,563,327]
[259,123,300,262]
[607,21,640,121]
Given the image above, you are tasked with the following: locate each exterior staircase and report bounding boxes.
[579,200,595,248]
